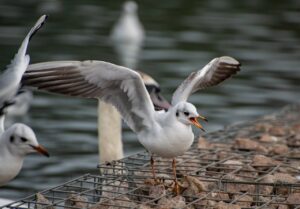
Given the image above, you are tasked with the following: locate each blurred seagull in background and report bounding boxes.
[22,56,240,194]
[111,0,144,69]
[111,1,144,43]
[0,15,49,187]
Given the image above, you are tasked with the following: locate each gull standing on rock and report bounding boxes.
[22,56,240,194]
[0,15,49,186]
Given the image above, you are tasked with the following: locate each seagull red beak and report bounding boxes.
[189,115,207,132]
[31,145,50,157]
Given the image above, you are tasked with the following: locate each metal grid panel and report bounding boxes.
[3,105,300,209]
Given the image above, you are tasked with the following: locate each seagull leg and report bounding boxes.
[172,158,180,195]
[150,155,157,182]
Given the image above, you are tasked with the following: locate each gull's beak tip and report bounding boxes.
[33,145,50,157]
[198,115,208,122]
[189,117,205,131]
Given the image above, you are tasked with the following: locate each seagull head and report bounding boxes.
[174,102,207,131]
[5,124,49,158]
[123,1,138,14]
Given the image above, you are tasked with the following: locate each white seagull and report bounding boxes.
[111,1,144,45]
[22,56,240,193]
[0,121,49,186]
[110,1,144,69]
[0,15,49,187]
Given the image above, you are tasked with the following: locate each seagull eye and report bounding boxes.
[10,136,14,143]
[20,137,28,142]
[176,111,179,117]
[184,111,189,116]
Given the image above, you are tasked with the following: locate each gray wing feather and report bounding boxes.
[172,56,241,105]
[0,15,47,109]
[24,60,155,132]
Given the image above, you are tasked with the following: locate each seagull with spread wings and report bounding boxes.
[22,56,241,194]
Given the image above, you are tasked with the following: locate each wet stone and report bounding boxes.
[286,193,300,205]
[286,134,300,147]
[234,138,268,153]
[269,144,289,155]
[156,196,186,209]
[251,154,279,168]
[35,193,55,209]
[65,193,89,209]
[268,126,287,136]
[215,201,241,209]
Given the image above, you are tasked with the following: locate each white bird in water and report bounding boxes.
[22,56,240,194]
[111,1,144,45]
[0,15,49,187]
[111,1,144,69]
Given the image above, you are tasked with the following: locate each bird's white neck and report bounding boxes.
[98,101,123,163]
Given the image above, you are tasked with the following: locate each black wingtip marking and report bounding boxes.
[28,15,48,42]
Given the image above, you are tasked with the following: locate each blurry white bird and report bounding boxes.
[0,15,47,113]
[0,15,49,187]
[111,1,144,69]
[111,1,144,45]
[22,56,240,194]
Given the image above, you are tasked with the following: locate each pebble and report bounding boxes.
[157,196,186,209]
[234,138,268,153]
[269,144,289,155]
[286,193,300,205]
[35,193,55,209]
[65,193,88,209]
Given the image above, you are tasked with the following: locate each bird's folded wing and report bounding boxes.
[171,56,241,105]
[24,60,155,132]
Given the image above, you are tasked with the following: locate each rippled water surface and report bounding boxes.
[0,0,299,199]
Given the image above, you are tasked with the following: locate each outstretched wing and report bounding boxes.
[23,60,155,133]
[172,56,241,105]
[0,15,47,108]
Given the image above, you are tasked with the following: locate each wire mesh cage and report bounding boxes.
[2,105,300,209]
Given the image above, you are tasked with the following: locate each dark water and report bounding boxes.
[0,0,299,199]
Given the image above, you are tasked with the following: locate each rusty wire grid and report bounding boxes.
[2,105,300,209]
